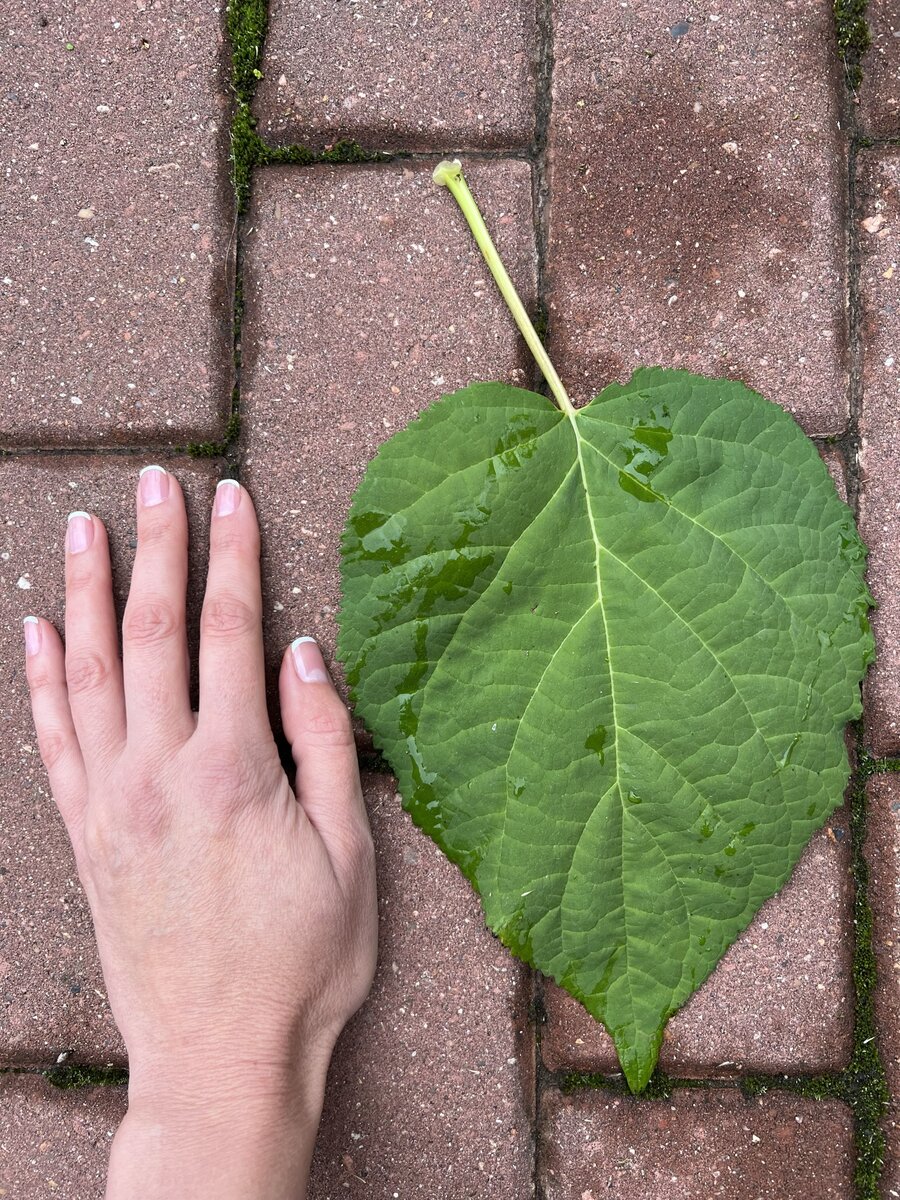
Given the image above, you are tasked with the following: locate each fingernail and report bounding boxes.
[215,479,241,517]
[66,511,93,554]
[139,464,169,507]
[291,636,330,683]
[23,615,41,657]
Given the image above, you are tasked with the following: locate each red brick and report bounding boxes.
[864,773,900,1196]
[858,148,900,755]
[547,0,848,435]
[859,0,900,136]
[0,456,219,1064]
[240,160,537,720]
[254,0,536,151]
[0,1073,126,1199]
[310,775,534,1197]
[539,1087,854,1199]
[541,816,853,1077]
[0,0,232,446]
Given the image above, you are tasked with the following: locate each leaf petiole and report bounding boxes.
[432,158,575,418]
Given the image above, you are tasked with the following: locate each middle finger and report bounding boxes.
[122,465,194,749]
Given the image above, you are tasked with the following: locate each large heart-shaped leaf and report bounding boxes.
[337,368,874,1091]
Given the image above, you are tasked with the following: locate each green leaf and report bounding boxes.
[337,368,874,1092]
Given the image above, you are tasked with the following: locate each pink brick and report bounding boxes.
[254,0,536,151]
[540,1088,854,1199]
[860,0,900,135]
[0,0,232,445]
[240,160,537,717]
[309,776,534,1197]
[858,148,900,755]
[541,816,853,1076]
[0,456,218,1063]
[864,773,900,1196]
[547,0,848,434]
[0,1073,126,1200]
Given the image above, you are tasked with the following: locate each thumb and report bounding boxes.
[279,636,369,864]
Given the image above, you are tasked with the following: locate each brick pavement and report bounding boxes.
[1,1,899,1197]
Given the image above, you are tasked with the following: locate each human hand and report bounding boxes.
[22,467,378,1198]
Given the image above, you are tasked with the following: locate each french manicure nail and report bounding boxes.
[66,511,93,554]
[215,479,241,517]
[139,464,169,507]
[291,636,330,683]
[23,615,41,657]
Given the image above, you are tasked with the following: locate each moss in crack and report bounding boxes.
[185,409,242,458]
[226,0,397,213]
[42,1063,129,1090]
[847,734,890,1197]
[559,1067,676,1100]
[531,302,549,345]
[834,0,870,92]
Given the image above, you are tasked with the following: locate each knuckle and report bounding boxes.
[66,565,95,596]
[123,598,180,648]
[201,593,258,640]
[120,765,172,839]
[26,664,56,696]
[344,824,376,876]
[37,727,69,772]
[66,650,111,697]
[300,703,354,748]
[191,743,257,812]
[136,517,172,549]
[215,525,259,559]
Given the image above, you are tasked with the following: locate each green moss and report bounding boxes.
[184,410,241,458]
[846,735,890,1196]
[559,1067,675,1100]
[42,1063,129,1090]
[226,0,397,214]
[531,303,549,344]
[834,0,870,91]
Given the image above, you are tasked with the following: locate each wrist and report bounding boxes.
[107,1051,333,1200]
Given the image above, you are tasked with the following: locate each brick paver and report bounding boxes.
[240,160,537,715]
[539,1088,854,1198]
[3,0,898,1195]
[541,815,854,1077]
[860,0,900,135]
[309,776,533,1197]
[858,147,900,756]
[0,0,232,446]
[254,0,536,151]
[865,773,900,1195]
[0,1073,126,1200]
[0,457,218,1064]
[547,0,849,434]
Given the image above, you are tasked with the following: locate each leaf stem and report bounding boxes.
[432,158,575,418]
